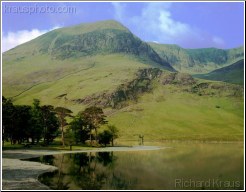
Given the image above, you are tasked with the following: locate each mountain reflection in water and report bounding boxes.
[27,143,244,190]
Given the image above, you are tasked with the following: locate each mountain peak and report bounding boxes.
[59,20,130,35]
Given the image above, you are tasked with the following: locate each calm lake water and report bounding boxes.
[28,142,244,190]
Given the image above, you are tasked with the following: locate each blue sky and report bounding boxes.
[2,1,244,52]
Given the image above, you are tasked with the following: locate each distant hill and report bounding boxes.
[149,42,244,74]
[193,59,244,85]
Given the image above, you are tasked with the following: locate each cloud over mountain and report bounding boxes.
[112,2,225,48]
[2,26,60,52]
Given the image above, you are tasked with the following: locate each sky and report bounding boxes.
[2,1,245,52]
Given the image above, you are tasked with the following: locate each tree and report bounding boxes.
[70,115,90,144]
[98,130,113,147]
[64,128,75,149]
[55,107,73,146]
[41,105,59,145]
[107,125,119,146]
[2,96,15,145]
[13,105,32,144]
[81,106,107,145]
[2,97,60,146]
[29,99,44,144]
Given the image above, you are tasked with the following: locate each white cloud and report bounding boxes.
[152,41,159,44]
[111,2,126,21]
[132,3,202,46]
[112,3,225,48]
[158,10,191,37]
[212,36,225,47]
[2,26,60,52]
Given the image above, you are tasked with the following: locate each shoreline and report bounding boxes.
[2,146,165,190]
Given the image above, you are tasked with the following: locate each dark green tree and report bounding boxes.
[107,125,119,146]
[41,105,59,145]
[70,115,90,144]
[64,128,75,148]
[98,130,113,147]
[81,106,107,145]
[29,99,44,144]
[2,96,15,145]
[55,107,73,146]
[2,97,60,146]
[13,105,32,144]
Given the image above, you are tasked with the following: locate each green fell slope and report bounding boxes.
[193,59,244,85]
[4,20,173,70]
[2,20,244,142]
[108,84,243,141]
[3,20,174,98]
[102,70,243,142]
[7,54,161,113]
[149,42,244,74]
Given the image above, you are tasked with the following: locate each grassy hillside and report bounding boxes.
[2,20,244,142]
[193,59,244,85]
[107,85,243,141]
[4,54,159,112]
[3,20,175,98]
[4,20,174,71]
[5,63,243,142]
[149,42,244,74]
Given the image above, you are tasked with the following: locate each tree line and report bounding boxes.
[2,96,119,147]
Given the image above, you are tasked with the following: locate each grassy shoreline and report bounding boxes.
[2,138,244,152]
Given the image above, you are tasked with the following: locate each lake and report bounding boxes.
[28,142,244,190]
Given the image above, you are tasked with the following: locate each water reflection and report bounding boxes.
[37,152,136,190]
[28,155,54,165]
[32,143,244,190]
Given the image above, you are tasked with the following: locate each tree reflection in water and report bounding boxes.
[38,152,136,190]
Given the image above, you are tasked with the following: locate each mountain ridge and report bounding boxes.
[4,20,174,71]
[4,19,243,75]
[149,42,244,74]
[3,20,244,100]
[193,59,244,85]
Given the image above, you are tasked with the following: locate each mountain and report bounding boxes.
[3,20,175,98]
[149,42,244,74]
[2,20,244,141]
[5,20,174,70]
[193,59,244,85]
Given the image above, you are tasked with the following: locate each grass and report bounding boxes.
[3,62,244,141]
[3,54,157,113]
[3,51,244,142]
[2,139,101,151]
[149,42,244,74]
[60,20,130,35]
[107,83,244,141]
[193,59,244,85]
